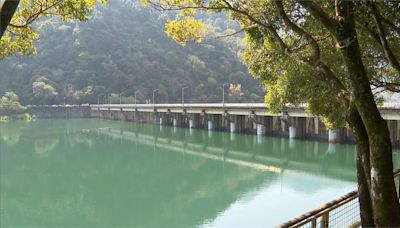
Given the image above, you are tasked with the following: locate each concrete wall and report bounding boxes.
[28,105,91,118]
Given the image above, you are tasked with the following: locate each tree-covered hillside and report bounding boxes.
[0,0,264,105]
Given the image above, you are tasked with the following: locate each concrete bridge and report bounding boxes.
[86,103,400,147]
[28,103,400,147]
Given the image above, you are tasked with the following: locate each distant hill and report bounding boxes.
[0,0,264,105]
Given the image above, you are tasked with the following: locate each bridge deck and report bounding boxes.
[87,103,400,120]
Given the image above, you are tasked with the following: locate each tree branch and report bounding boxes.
[8,0,62,29]
[371,81,400,93]
[380,15,400,35]
[148,1,270,30]
[167,24,256,43]
[297,0,338,36]
[369,1,400,75]
[274,0,320,64]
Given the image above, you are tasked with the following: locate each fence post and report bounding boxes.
[311,217,317,228]
[320,212,329,228]
[398,175,400,199]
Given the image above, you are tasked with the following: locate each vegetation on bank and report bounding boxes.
[0,92,35,122]
[0,0,263,105]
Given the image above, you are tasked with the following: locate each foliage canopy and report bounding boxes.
[0,0,106,59]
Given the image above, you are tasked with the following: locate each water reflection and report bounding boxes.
[1,119,399,227]
[34,138,60,156]
[0,121,27,146]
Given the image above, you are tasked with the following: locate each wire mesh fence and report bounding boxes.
[278,169,400,228]
[327,197,360,228]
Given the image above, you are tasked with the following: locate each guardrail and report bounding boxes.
[88,103,400,109]
[25,103,400,109]
[277,169,400,228]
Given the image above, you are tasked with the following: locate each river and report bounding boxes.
[1,119,399,227]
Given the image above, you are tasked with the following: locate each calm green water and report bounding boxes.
[1,119,399,227]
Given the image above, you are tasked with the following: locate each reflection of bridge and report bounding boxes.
[86,103,400,148]
[95,126,360,182]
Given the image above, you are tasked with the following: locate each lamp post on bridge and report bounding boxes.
[134,91,141,109]
[134,90,141,121]
[222,83,230,108]
[153,89,159,109]
[97,94,104,105]
[182,86,189,108]
[119,92,124,104]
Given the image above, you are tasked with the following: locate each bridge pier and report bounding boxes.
[189,119,195,128]
[187,113,201,129]
[229,115,246,133]
[172,113,186,127]
[287,117,306,139]
[289,126,297,139]
[257,124,266,135]
[328,130,339,144]
[208,120,214,130]
[253,115,273,136]
[206,114,223,131]
[388,120,400,148]
[159,112,171,125]
[272,116,288,137]
[230,122,236,133]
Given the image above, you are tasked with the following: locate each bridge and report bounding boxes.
[28,103,400,147]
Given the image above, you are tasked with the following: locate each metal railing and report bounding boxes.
[278,169,400,228]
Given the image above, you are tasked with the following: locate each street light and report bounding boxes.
[182,86,189,107]
[97,94,104,105]
[63,83,72,106]
[222,83,230,108]
[119,92,124,104]
[153,89,159,109]
[134,91,140,108]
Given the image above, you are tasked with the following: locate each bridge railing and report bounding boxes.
[277,169,400,228]
[88,102,400,109]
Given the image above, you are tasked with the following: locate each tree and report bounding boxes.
[32,77,59,105]
[141,0,400,226]
[0,0,106,59]
[0,91,26,116]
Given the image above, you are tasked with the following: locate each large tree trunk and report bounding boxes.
[336,1,400,226]
[347,104,374,227]
[0,0,20,38]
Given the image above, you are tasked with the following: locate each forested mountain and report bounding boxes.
[0,0,264,105]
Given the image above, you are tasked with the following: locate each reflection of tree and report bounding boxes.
[67,133,93,148]
[1,134,20,146]
[34,138,60,156]
[0,122,28,146]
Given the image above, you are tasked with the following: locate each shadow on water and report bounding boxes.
[1,119,399,227]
